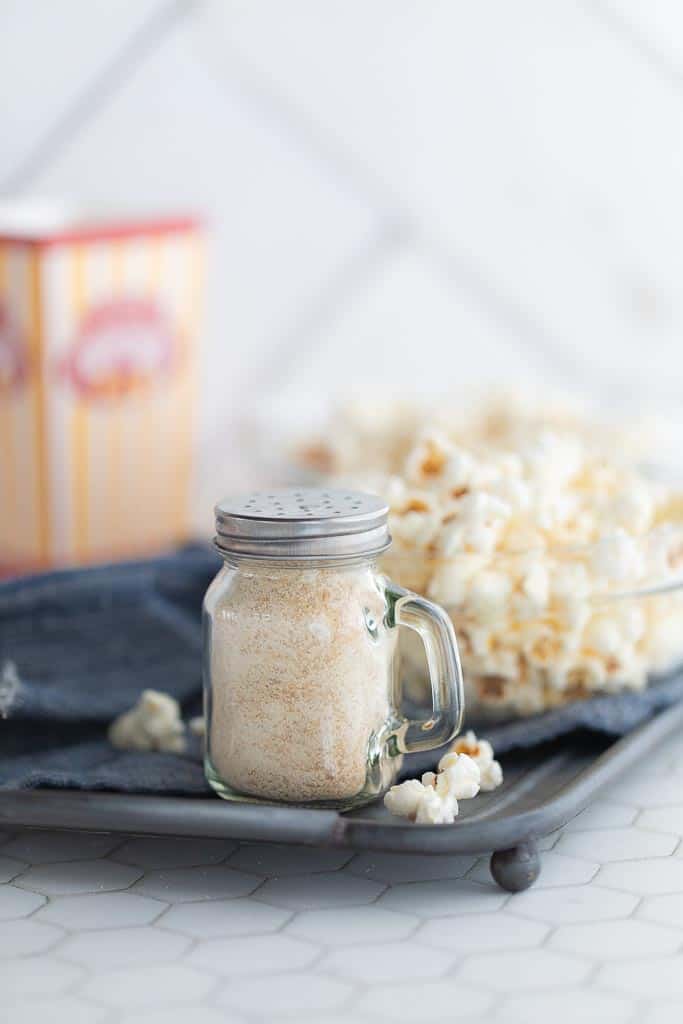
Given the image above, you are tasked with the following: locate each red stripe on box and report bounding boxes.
[0,217,202,247]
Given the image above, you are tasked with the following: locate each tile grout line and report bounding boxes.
[0,0,200,195]
[189,27,402,224]
[416,227,603,395]
[231,218,409,401]
[585,0,683,97]
[190,23,594,399]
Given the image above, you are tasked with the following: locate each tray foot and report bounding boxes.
[490,841,540,892]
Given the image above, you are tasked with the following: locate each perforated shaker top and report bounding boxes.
[214,487,391,559]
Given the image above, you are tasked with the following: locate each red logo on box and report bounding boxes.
[62,298,176,399]
[0,303,26,394]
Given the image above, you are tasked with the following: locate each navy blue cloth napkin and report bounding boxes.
[0,547,219,795]
[1,546,682,795]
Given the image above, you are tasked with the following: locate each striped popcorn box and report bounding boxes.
[0,206,203,573]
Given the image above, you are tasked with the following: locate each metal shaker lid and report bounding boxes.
[214,487,391,560]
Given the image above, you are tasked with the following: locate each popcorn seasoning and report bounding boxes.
[0,214,202,572]
[203,488,465,808]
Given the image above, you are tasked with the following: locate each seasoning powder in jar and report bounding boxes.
[203,489,464,809]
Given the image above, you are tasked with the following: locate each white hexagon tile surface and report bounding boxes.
[2,725,683,1024]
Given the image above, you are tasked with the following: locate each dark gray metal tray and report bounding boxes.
[2,700,681,892]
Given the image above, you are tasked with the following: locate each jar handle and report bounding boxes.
[386,580,464,754]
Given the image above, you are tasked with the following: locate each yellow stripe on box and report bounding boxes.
[147,237,165,547]
[107,240,125,553]
[28,248,50,563]
[0,246,15,552]
[173,235,202,539]
[70,246,88,560]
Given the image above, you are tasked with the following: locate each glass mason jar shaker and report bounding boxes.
[203,488,464,809]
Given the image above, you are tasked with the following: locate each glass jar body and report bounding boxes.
[203,556,402,809]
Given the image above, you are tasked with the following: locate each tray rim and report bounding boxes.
[2,701,681,855]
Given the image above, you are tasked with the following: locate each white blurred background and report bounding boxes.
[2,0,683,523]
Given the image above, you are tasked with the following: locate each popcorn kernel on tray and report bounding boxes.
[448,730,504,792]
[306,395,683,716]
[384,732,503,825]
[108,689,187,754]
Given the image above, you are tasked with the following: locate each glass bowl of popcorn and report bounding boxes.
[384,535,683,719]
[300,396,683,719]
[380,439,683,719]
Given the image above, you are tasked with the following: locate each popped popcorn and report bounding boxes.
[405,431,457,486]
[591,529,644,582]
[383,777,457,824]
[0,660,20,719]
[480,759,503,792]
[390,491,442,548]
[605,483,653,534]
[447,731,504,792]
[466,572,511,625]
[384,741,502,824]
[304,393,683,716]
[415,786,457,824]
[436,751,482,798]
[384,767,462,825]
[520,562,549,615]
[383,778,426,820]
[189,715,206,737]
[428,555,487,607]
[108,689,186,753]
[583,615,625,658]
